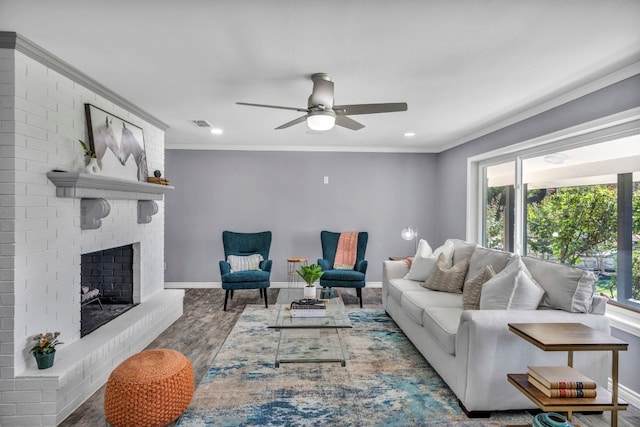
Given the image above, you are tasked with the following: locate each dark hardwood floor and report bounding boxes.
[60,287,640,427]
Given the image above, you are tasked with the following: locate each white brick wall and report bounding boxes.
[0,47,183,426]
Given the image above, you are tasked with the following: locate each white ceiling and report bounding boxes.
[1,0,640,153]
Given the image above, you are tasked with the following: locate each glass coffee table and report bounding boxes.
[268,288,352,367]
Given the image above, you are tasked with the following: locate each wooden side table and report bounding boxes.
[507,322,628,427]
[287,257,308,287]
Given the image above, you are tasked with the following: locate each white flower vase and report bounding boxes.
[85,157,100,174]
[303,285,316,299]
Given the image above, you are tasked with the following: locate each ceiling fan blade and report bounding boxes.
[236,102,308,113]
[333,102,408,115]
[335,115,364,131]
[275,115,308,130]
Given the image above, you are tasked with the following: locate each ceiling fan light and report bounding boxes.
[307,111,336,131]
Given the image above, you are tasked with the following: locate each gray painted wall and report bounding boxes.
[164,151,437,283]
[433,73,640,245]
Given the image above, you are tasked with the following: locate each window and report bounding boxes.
[474,114,640,311]
[483,161,515,251]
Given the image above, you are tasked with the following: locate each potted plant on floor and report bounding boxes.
[297,264,324,299]
[30,331,63,369]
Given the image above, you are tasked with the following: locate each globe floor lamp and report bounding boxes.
[401,226,418,253]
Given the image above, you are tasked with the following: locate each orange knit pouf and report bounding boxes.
[104,349,194,427]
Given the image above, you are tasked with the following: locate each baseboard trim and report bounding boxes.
[608,379,640,409]
[164,281,383,289]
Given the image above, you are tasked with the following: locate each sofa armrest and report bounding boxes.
[590,295,607,314]
[260,259,273,273]
[455,309,611,411]
[219,260,231,276]
[382,260,409,282]
[356,260,368,274]
[318,259,332,271]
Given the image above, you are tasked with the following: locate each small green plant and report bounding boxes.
[29,332,63,355]
[78,140,96,158]
[297,264,324,287]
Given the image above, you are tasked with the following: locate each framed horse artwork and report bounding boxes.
[84,104,149,182]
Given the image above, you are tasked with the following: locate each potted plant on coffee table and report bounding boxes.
[297,264,324,299]
[29,331,63,369]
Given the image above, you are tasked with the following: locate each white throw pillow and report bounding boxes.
[415,239,432,258]
[404,240,454,282]
[479,257,545,310]
[227,254,263,272]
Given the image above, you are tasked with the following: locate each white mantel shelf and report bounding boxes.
[47,171,173,201]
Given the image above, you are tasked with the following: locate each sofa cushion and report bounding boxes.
[464,246,513,288]
[479,257,545,310]
[422,254,469,294]
[400,291,428,325]
[221,269,270,283]
[462,265,496,310]
[320,269,364,282]
[422,307,463,355]
[404,240,454,281]
[521,256,596,313]
[448,239,477,266]
[387,278,424,302]
[402,289,464,308]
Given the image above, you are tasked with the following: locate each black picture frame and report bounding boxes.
[84,104,148,182]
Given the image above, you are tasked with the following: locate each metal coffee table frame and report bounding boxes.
[268,288,352,367]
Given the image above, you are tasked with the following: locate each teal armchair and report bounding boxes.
[219,231,272,311]
[317,230,368,307]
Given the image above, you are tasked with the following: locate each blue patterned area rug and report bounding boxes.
[176,306,532,426]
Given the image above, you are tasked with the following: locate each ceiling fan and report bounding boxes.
[236,73,408,131]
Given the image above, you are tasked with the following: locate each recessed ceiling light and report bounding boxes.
[543,153,567,164]
[210,128,223,135]
[404,132,416,137]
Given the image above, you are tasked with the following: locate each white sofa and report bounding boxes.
[382,239,611,416]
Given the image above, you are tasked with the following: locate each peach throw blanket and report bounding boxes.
[333,231,359,270]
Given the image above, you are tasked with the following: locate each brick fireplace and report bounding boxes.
[0,35,183,426]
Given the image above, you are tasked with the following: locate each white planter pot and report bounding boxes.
[85,157,101,174]
[303,286,316,299]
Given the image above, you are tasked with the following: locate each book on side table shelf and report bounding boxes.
[290,299,327,318]
[528,366,597,399]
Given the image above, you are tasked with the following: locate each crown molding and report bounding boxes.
[0,31,169,131]
[164,143,436,153]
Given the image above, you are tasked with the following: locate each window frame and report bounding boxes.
[466,107,640,332]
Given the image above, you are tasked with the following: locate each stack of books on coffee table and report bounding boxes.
[527,366,597,398]
[290,299,327,318]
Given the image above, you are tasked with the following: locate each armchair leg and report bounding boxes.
[230,290,234,300]
[259,288,264,300]
[264,289,268,309]
[357,288,363,308]
[224,290,229,311]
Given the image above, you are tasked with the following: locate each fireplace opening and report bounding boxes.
[80,244,138,337]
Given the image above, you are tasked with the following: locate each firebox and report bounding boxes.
[80,244,137,336]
